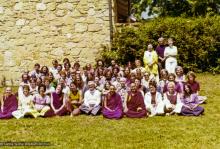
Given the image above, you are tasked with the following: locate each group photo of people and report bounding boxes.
[0,37,206,120]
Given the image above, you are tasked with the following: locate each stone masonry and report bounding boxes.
[0,0,112,86]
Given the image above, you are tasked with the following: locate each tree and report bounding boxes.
[131,0,220,19]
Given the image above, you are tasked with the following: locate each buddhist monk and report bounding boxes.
[0,87,18,119]
[124,83,147,118]
[102,85,123,119]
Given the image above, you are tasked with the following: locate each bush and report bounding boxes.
[99,16,220,73]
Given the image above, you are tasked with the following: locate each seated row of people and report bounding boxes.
[0,80,204,120]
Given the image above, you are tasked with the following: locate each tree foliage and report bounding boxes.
[99,16,220,73]
[131,0,220,19]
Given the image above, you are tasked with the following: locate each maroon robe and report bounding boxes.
[102,92,123,119]
[125,91,147,118]
[49,92,71,116]
[0,95,18,119]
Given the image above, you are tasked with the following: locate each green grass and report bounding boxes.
[0,74,220,149]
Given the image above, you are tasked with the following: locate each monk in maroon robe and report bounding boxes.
[102,85,123,119]
[0,87,18,119]
[124,83,147,118]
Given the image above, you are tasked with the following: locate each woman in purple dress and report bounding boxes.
[102,85,123,119]
[0,87,18,119]
[50,84,72,116]
[180,84,204,116]
[124,83,147,118]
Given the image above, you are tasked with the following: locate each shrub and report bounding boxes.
[99,16,220,72]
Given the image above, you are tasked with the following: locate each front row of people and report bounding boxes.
[0,81,204,120]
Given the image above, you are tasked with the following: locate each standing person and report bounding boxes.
[143,44,159,77]
[164,38,178,74]
[180,84,204,116]
[80,81,101,116]
[124,83,147,118]
[144,81,164,117]
[156,37,166,71]
[0,87,18,119]
[12,85,39,119]
[102,85,123,119]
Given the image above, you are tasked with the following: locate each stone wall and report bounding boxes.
[0,0,111,86]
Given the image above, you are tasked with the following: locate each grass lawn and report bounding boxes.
[0,74,220,149]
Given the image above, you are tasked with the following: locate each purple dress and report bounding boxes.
[51,92,70,116]
[102,93,123,119]
[181,94,204,116]
[0,95,18,119]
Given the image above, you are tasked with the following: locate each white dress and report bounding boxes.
[12,94,39,119]
[164,46,177,73]
[144,92,165,116]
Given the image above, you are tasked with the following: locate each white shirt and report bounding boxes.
[144,91,163,106]
[164,46,177,62]
[83,89,101,106]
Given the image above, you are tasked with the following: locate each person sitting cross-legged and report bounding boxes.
[144,81,164,117]
[0,87,18,119]
[102,85,123,119]
[124,83,147,118]
[163,82,183,115]
[80,81,101,116]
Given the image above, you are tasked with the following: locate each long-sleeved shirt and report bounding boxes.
[83,89,101,106]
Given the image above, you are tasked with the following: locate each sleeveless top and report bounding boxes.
[166,92,177,105]
[69,91,80,108]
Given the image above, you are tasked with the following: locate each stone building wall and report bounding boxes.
[0,0,111,86]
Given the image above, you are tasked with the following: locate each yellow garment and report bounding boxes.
[143,51,158,75]
[69,91,80,109]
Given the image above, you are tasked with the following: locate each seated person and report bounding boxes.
[44,77,55,95]
[163,82,183,115]
[29,78,38,96]
[80,81,101,116]
[33,84,51,117]
[144,81,164,117]
[12,85,39,119]
[180,84,204,116]
[175,66,186,93]
[29,63,42,79]
[124,83,147,118]
[186,71,207,104]
[102,85,123,119]
[50,84,72,116]
[163,73,181,93]
[0,87,18,119]
[68,82,82,116]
